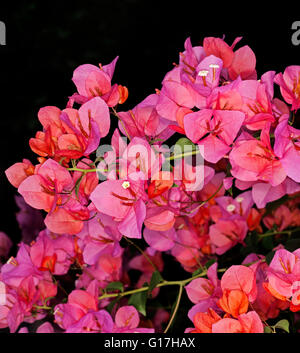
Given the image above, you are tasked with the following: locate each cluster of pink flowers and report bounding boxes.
[1,35,300,333]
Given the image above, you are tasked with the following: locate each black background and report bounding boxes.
[0,0,299,244]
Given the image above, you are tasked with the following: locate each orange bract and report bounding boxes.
[218,289,249,318]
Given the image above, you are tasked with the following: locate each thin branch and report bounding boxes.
[124,236,159,273]
[258,227,300,240]
[164,284,183,333]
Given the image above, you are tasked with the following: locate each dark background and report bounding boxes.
[0,0,299,244]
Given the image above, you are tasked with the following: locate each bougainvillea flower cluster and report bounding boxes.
[2,35,300,334]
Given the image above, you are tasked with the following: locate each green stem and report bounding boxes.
[98,267,228,301]
[163,284,183,333]
[111,107,131,141]
[166,149,200,161]
[258,227,300,240]
[67,167,107,173]
[33,304,52,311]
[184,182,223,215]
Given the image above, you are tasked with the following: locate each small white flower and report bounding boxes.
[209,64,220,69]
[226,204,236,212]
[198,70,209,77]
[122,181,130,189]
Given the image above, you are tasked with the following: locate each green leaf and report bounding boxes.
[225,161,232,177]
[173,137,197,158]
[204,258,217,270]
[128,287,148,316]
[106,297,120,314]
[265,251,275,265]
[262,235,274,250]
[192,267,204,277]
[105,281,124,293]
[148,271,163,296]
[264,326,273,333]
[74,174,84,200]
[175,137,197,151]
[274,319,290,333]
